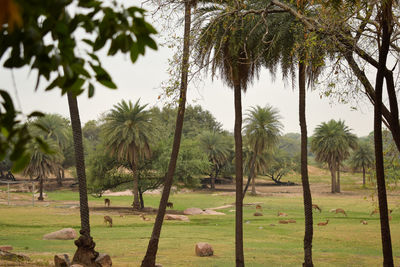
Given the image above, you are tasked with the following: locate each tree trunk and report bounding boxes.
[56,168,63,187]
[243,151,257,199]
[299,60,313,267]
[38,175,44,201]
[211,174,215,190]
[141,2,192,266]
[329,164,336,194]
[233,82,244,267]
[362,165,366,186]
[374,2,394,265]
[67,92,99,267]
[132,162,140,210]
[139,187,144,210]
[251,176,256,195]
[336,163,341,193]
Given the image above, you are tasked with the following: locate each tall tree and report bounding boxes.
[103,100,153,210]
[311,120,358,193]
[349,141,374,186]
[199,131,231,189]
[243,105,282,195]
[142,1,194,265]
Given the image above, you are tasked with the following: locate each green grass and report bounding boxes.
[1,187,400,266]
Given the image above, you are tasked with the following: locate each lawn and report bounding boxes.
[0,183,399,266]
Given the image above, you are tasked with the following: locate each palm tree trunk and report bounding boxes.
[336,163,341,193]
[299,60,313,267]
[251,176,256,195]
[132,162,140,210]
[373,2,394,265]
[329,164,336,194]
[67,92,99,266]
[362,165,366,186]
[211,173,215,190]
[233,82,244,267]
[141,2,192,266]
[56,168,62,187]
[38,175,44,201]
[243,151,257,199]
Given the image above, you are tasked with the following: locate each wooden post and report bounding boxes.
[32,181,35,207]
[7,182,10,205]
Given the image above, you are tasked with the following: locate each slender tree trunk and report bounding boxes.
[374,2,394,265]
[141,2,192,266]
[132,162,140,210]
[329,164,336,193]
[251,176,256,195]
[362,165,366,186]
[233,82,244,267]
[336,163,341,193]
[139,187,144,210]
[243,151,257,199]
[38,175,44,201]
[56,168,62,187]
[299,60,313,267]
[67,92,99,267]
[211,173,215,190]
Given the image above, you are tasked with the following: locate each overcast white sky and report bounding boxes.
[0,2,375,137]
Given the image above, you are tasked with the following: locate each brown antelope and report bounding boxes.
[104,198,111,207]
[370,208,392,216]
[166,202,174,209]
[330,208,347,216]
[317,219,329,226]
[139,214,151,221]
[360,220,368,225]
[277,212,288,217]
[288,219,296,223]
[279,220,289,224]
[312,204,322,213]
[256,204,263,211]
[104,216,113,227]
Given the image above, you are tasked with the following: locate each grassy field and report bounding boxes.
[0,174,400,266]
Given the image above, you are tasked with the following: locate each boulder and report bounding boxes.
[95,253,112,267]
[43,228,77,240]
[195,242,214,257]
[0,245,12,251]
[164,214,190,221]
[70,265,84,267]
[183,207,204,215]
[202,209,225,215]
[54,254,70,267]
[253,212,263,216]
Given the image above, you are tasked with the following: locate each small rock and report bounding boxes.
[258,226,264,229]
[245,221,251,224]
[0,245,13,251]
[43,228,77,240]
[164,214,190,221]
[95,253,112,267]
[253,212,263,216]
[183,207,204,215]
[195,242,214,257]
[54,254,70,267]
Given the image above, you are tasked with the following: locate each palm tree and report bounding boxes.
[311,120,358,193]
[199,131,231,189]
[243,105,282,195]
[142,2,194,266]
[23,139,62,200]
[349,141,374,186]
[194,4,263,265]
[35,114,71,186]
[103,99,152,210]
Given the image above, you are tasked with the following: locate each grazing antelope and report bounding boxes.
[139,214,151,221]
[104,198,111,207]
[256,204,263,211]
[288,219,296,223]
[370,208,393,216]
[330,208,347,216]
[279,220,289,224]
[312,204,322,213]
[317,219,329,226]
[166,202,174,209]
[277,212,288,217]
[360,220,368,225]
[104,216,113,227]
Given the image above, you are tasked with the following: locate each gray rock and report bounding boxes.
[183,207,204,215]
[164,214,190,221]
[43,228,77,240]
[202,209,225,215]
[195,242,214,257]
